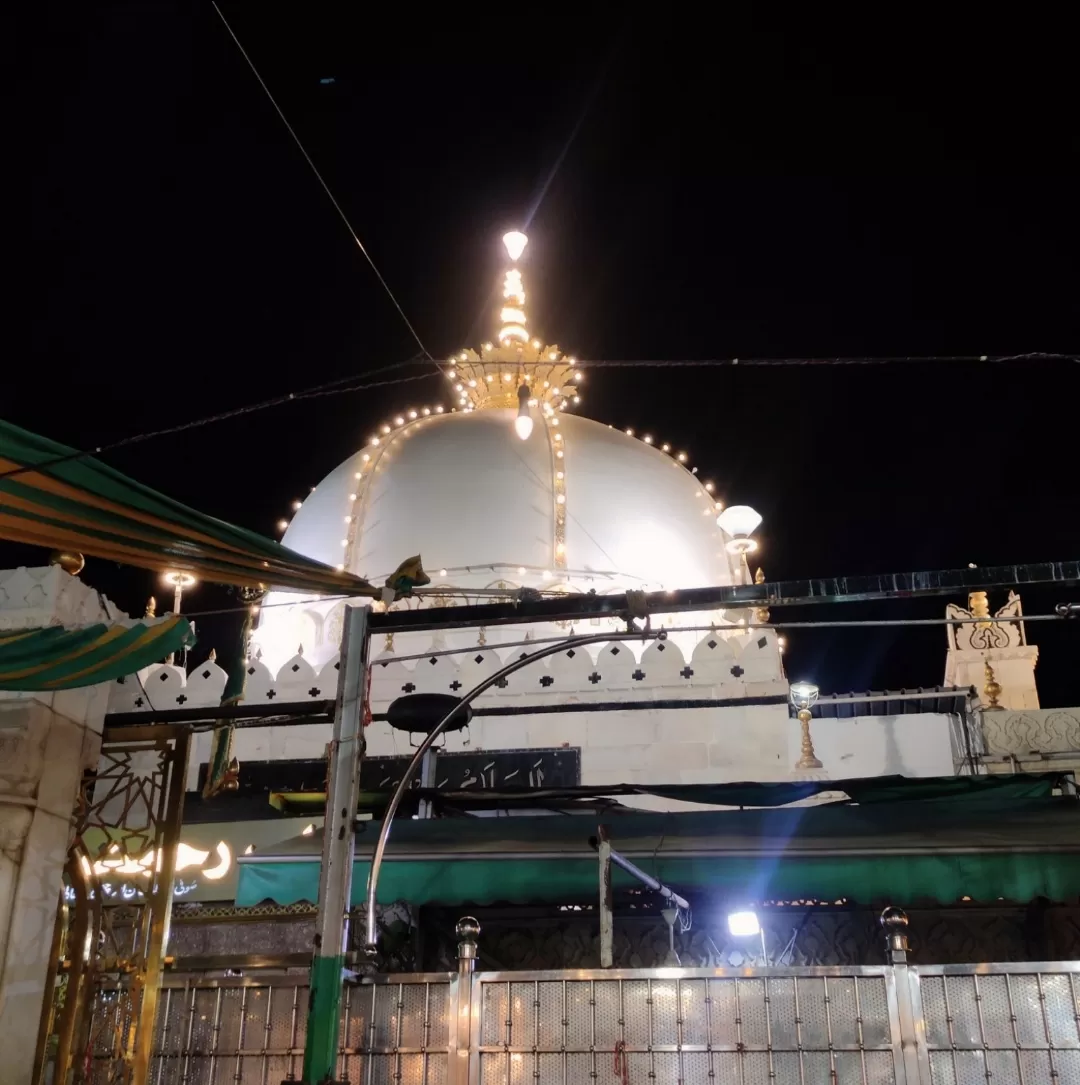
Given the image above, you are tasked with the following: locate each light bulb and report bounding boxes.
[503,230,528,261]
[515,383,533,440]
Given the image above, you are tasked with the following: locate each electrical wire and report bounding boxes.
[211,2,432,361]
[579,352,1078,368]
[6,352,1067,483]
[0,359,436,480]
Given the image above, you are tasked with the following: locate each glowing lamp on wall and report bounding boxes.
[716,505,762,554]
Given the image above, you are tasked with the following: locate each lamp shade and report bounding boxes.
[716,505,762,538]
[789,682,820,710]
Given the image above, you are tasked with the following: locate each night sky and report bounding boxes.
[22,6,1078,704]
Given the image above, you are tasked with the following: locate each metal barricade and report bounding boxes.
[83,960,1080,1084]
[470,966,904,1085]
[913,962,1080,1085]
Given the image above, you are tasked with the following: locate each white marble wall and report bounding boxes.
[0,567,115,1083]
[104,625,968,803]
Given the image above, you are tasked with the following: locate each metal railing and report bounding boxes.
[83,927,1080,1085]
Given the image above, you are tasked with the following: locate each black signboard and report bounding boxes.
[188,747,581,824]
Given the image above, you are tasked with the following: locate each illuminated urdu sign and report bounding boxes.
[71,841,233,901]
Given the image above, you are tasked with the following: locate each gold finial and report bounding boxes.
[384,631,395,653]
[498,231,529,346]
[969,591,991,629]
[478,626,487,647]
[208,648,217,662]
[982,661,1004,711]
[144,596,157,618]
[438,232,581,415]
[49,549,85,576]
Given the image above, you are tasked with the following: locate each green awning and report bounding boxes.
[236,779,1080,908]
[0,615,195,690]
[0,420,375,597]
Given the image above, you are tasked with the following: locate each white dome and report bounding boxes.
[280,408,735,593]
[253,408,741,670]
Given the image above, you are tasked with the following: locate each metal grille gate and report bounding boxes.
[916,964,1080,1085]
[473,969,900,1084]
[94,962,1078,1084]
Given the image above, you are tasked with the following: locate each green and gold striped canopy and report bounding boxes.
[0,616,196,690]
[0,420,375,598]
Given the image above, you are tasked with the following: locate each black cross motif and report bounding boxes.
[757,635,768,649]
[158,672,169,682]
[176,694,187,705]
[474,655,485,664]
[494,677,509,688]
[308,687,321,698]
[134,697,144,708]
[730,665,744,678]
[707,639,718,650]
[631,669,645,681]
[539,675,555,687]
[201,669,212,680]
[290,663,300,673]
[588,672,602,684]
[401,682,416,693]
[680,666,694,679]
[266,689,277,699]
[449,680,462,691]
[566,649,576,658]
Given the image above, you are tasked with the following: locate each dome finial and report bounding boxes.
[440,232,582,414]
[498,231,529,346]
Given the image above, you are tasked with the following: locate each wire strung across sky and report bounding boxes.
[210,2,433,362]
[3,353,1074,481]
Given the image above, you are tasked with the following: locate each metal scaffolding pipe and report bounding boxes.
[367,560,1078,633]
[590,836,691,911]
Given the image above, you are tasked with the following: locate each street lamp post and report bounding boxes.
[361,628,669,955]
[790,681,823,770]
[162,571,196,665]
[717,505,762,585]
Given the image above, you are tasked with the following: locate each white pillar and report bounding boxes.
[0,565,116,1083]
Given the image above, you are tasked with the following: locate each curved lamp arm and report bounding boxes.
[363,628,664,954]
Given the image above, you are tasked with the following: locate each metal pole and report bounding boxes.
[362,629,664,954]
[301,605,370,1085]
[596,839,691,911]
[597,826,614,968]
[130,727,190,1085]
[449,918,480,1085]
[417,748,437,820]
[367,560,1079,633]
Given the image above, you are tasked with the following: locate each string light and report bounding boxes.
[515,383,534,440]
